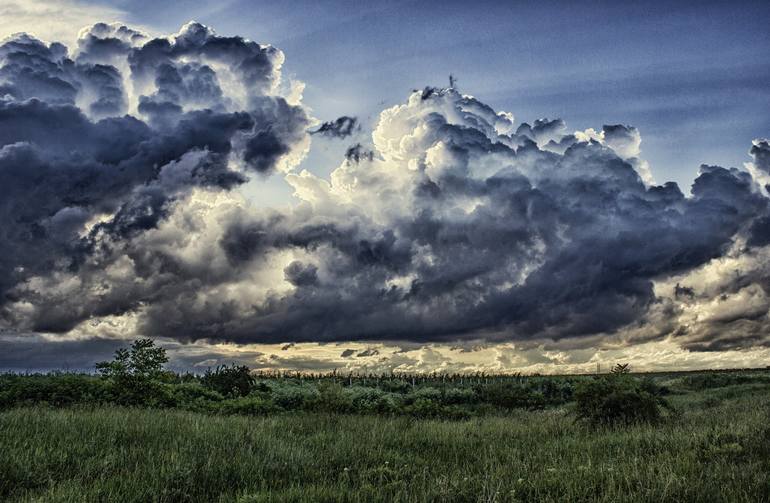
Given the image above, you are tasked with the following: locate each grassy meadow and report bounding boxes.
[1,368,770,502]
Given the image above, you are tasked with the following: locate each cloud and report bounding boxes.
[0,0,131,48]
[311,116,359,138]
[2,21,770,368]
[344,143,374,163]
[0,22,310,335]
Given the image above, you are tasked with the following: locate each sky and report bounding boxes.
[1,0,770,373]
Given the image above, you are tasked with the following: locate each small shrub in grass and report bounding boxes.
[344,385,393,413]
[314,382,355,413]
[697,431,748,462]
[574,372,669,427]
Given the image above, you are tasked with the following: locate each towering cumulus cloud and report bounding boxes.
[1,25,770,360]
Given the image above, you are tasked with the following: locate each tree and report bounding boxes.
[201,364,254,397]
[96,339,171,406]
[96,338,168,380]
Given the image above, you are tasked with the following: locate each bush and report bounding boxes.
[476,383,544,410]
[313,383,355,413]
[171,382,224,412]
[0,374,110,408]
[272,384,320,410]
[574,374,668,427]
[106,377,175,407]
[201,365,254,398]
[441,387,478,405]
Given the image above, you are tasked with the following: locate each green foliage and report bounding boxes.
[201,364,254,397]
[92,339,172,407]
[574,373,669,427]
[169,382,223,413]
[95,338,168,380]
[2,383,770,503]
[272,383,320,410]
[0,374,110,409]
[678,371,770,390]
[218,396,277,416]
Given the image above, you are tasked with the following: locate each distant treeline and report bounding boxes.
[0,369,583,420]
[3,339,768,424]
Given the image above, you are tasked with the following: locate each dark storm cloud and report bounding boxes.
[138,62,226,127]
[0,34,76,105]
[0,334,125,372]
[243,97,309,173]
[2,22,770,357]
[130,87,770,349]
[0,23,310,337]
[311,116,358,138]
[344,143,374,163]
[284,261,318,287]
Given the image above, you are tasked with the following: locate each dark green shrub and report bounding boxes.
[574,374,668,427]
[441,387,478,405]
[106,378,175,407]
[538,378,576,403]
[379,379,411,393]
[201,365,254,397]
[680,372,770,390]
[272,384,320,410]
[172,382,224,412]
[0,374,110,408]
[313,383,356,413]
[476,383,544,410]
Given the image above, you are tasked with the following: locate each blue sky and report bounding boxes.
[87,0,770,191]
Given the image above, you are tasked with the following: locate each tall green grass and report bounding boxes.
[2,385,769,502]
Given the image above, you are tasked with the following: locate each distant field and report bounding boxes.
[1,372,770,502]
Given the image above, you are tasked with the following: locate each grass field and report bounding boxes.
[2,380,769,502]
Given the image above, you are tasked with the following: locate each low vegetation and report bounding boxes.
[1,340,769,501]
[1,339,590,419]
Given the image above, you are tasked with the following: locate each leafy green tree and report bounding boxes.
[96,339,168,379]
[96,339,171,406]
